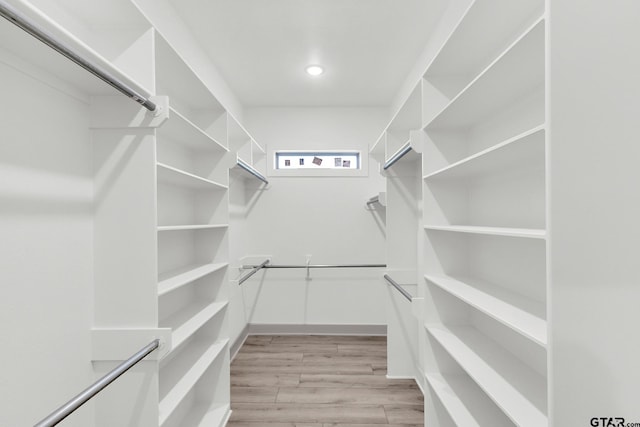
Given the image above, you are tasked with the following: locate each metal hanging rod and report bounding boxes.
[242,263,386,269]
[383,274,413,302]
[237,159,269,184]
[0,1,157,112]
[238,259,270,285]
[383,141,413,170]
[33,339,160,427]
[366,196,380,206]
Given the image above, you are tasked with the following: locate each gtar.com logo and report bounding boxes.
[590,418,625,427]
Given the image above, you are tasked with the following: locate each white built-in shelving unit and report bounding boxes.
[225,113,267,354]
[0,0,267,424]
[370,82,423,380]
[153,30,233,427]
[371,0,548,424]
[420,0,547,425]
[228,115,267,183]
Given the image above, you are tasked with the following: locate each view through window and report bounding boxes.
[275,151,360,170]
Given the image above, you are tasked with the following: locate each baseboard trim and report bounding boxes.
[247,323,387,336]
[386,374,415,380]
[221,406,232,427]
[229,325,249,361]
[415,376,427,396]
[387,373,426,396]
[415,368,427,396]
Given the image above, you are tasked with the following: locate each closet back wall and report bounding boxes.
[0,53,93,427]
[235,107,387,330]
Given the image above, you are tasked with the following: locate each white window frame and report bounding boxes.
[269,149,369,177]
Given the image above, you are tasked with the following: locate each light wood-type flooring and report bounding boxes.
[228,335,423,427]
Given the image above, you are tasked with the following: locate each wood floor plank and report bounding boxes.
[371,363,388,376]
[227,423,321,427]
[299,374,419,389]
[322,424,422,427]
[276,387,423,405]
[232,364,375,375]
[303,354,387,366]
[242,343,339,354]
[231,373,300,387]
[299,365,376,375]
[244,335,274,345]
[232,364,303,374]
[230,403,388,423]
[232,358,304,367]
[232,386,279,403]
[337,344,388,355]
[234,352,304,361]
[271,335,386,345]
[384,405,424,424]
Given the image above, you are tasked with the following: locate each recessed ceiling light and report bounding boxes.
[305,65,324,76]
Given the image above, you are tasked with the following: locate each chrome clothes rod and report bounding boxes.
[383,141,413,170]
[238,259,270,285]
[383,274,413,302]
[33,339,160,427]
[237,158,269,184]
[366,196,379,206]
[242,263,386,269]
[0,1,157,112]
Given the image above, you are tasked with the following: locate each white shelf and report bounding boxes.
[236,153,252,166]
[425,18,545,131]
[424,225,545,239]
[366,192,387,208]
[161,301,228,351]
[227,114,251,140]
[0,0,152,99]
[426,324,547,427]
[252,139,266,154]
[158,224,228,232]
[231,159,268,184]
[388,81,423,131]
[425,0,543,96]
[383,141,420,170]
[157,163,227,190]
[159,339,229,426]
[179,403,231,427]
[228,114,260,154]
[158,107,227,152]
[425,274,546,346]
[158,263,228,296]
[155,35,223,112]
[370,132,386,156]
[423,125,545,180]
[426,373,513,427]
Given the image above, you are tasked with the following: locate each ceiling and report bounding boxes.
[169,0,445,107]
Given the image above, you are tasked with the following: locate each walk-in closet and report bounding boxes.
[2,0,639,426]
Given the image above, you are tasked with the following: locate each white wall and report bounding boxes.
[0,50,94,427]
[548,0,640,423]
[231,107,388,329]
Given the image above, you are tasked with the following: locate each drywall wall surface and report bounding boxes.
[0,53,94,426]
[548,0,640,423]
[234,107,388,326]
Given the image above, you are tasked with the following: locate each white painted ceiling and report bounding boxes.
[169,0,443,107]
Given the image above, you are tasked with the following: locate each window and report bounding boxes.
[275,151,360,170]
